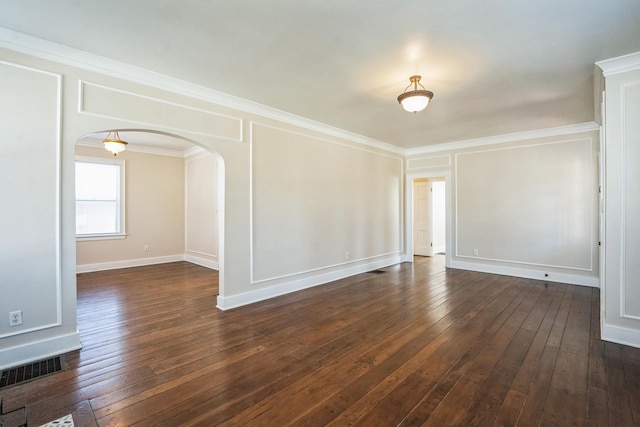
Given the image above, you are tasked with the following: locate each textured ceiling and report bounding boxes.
[2,0,640,149]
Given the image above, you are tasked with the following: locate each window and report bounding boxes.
[75,156,125,239]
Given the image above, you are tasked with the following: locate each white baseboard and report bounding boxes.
[217,255,402,310]
[0,331,82,371]
[602,323,640,348]
[449,259,599,288]
[433,245,446,254]
[76,254,185,273]
[184,253,219,270]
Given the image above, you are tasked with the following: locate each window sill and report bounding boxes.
[76,233,127,242]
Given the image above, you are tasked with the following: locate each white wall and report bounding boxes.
[598,52,640,348]
[406,127,600,287]
[185,151,219,270]
[0,32,403,368]
[0,58,81,368]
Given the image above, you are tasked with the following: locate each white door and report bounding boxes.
[413,181,432,256]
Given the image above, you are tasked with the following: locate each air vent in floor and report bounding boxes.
[0,356,64,389]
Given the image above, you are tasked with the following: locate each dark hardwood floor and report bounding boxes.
[2,256,640,426]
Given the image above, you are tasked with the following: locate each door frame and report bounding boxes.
[404,170,452,267]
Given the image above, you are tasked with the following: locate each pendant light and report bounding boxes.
[102,131,128,156]
[397,75,433,113]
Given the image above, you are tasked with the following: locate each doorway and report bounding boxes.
[413,178,446,257]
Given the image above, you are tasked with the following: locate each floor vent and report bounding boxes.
[368,270,386,274]
[0,356,64,389]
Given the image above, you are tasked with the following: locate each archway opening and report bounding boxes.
[74,129,225,297]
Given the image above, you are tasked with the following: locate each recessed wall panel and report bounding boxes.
[407,155,451,170]
[79,81,242,141]
[623,82,640,318]
[455,138,595,270]
[0,61,61,337]
[251,123,402,283]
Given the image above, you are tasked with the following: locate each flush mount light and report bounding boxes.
[102,131,128,156]
[397,75,434,113]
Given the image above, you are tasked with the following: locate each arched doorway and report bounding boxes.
[74,129,225,296]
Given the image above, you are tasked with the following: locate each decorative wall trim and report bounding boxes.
[602,323,640,349]
[0,331,82,371]
[76,253,220,273]
[405,122,599,156]
[76,254,185,273]
[0,59,64,336]
[453,254,594,273]
[185,253,219,270]
[217,254,403,310]
[596,51,640,77]
[249,121,404,285]
[78,81,243,142]
[454,137,596,272]
[449,259,600,288]
[0,28,401,155]
[620,80,640,321]
[407,155,451,170]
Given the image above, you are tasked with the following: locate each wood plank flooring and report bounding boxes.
[2,256,640,426]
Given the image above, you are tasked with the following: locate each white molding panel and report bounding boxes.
[249,121,404,285]
[78,81,243,142]
[453,137,598,272]
[407,155,451,170]
[620,80,640,320]
[0,59,63,338]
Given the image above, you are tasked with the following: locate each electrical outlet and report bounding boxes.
[473,249,479,256]
[345,251,351,260]
[9,310,22,326]
[144,244,149,252]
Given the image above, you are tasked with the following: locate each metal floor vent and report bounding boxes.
[0,356,63,389]
[368,270,386,274]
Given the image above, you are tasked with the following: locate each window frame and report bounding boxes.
[75,155,126,241]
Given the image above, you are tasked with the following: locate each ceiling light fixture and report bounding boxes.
[397,75,433,113]
[102,130,128,156]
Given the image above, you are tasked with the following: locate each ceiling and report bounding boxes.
[2,1,640,150]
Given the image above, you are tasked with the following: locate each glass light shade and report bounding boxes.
[104,141,127,154]
[400,94,430,113]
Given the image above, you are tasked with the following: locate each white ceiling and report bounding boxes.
[2,1,640,150]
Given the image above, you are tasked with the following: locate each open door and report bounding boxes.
[413,181,432,256]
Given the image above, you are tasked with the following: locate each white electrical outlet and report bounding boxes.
[9,310,22,326]
[144,244,149,252]
[473,249,479,256]
[345,251,351,260]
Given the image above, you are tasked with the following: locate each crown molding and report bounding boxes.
[596,51,640,77]
[0,27,402,155]
[404,122,600,156]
